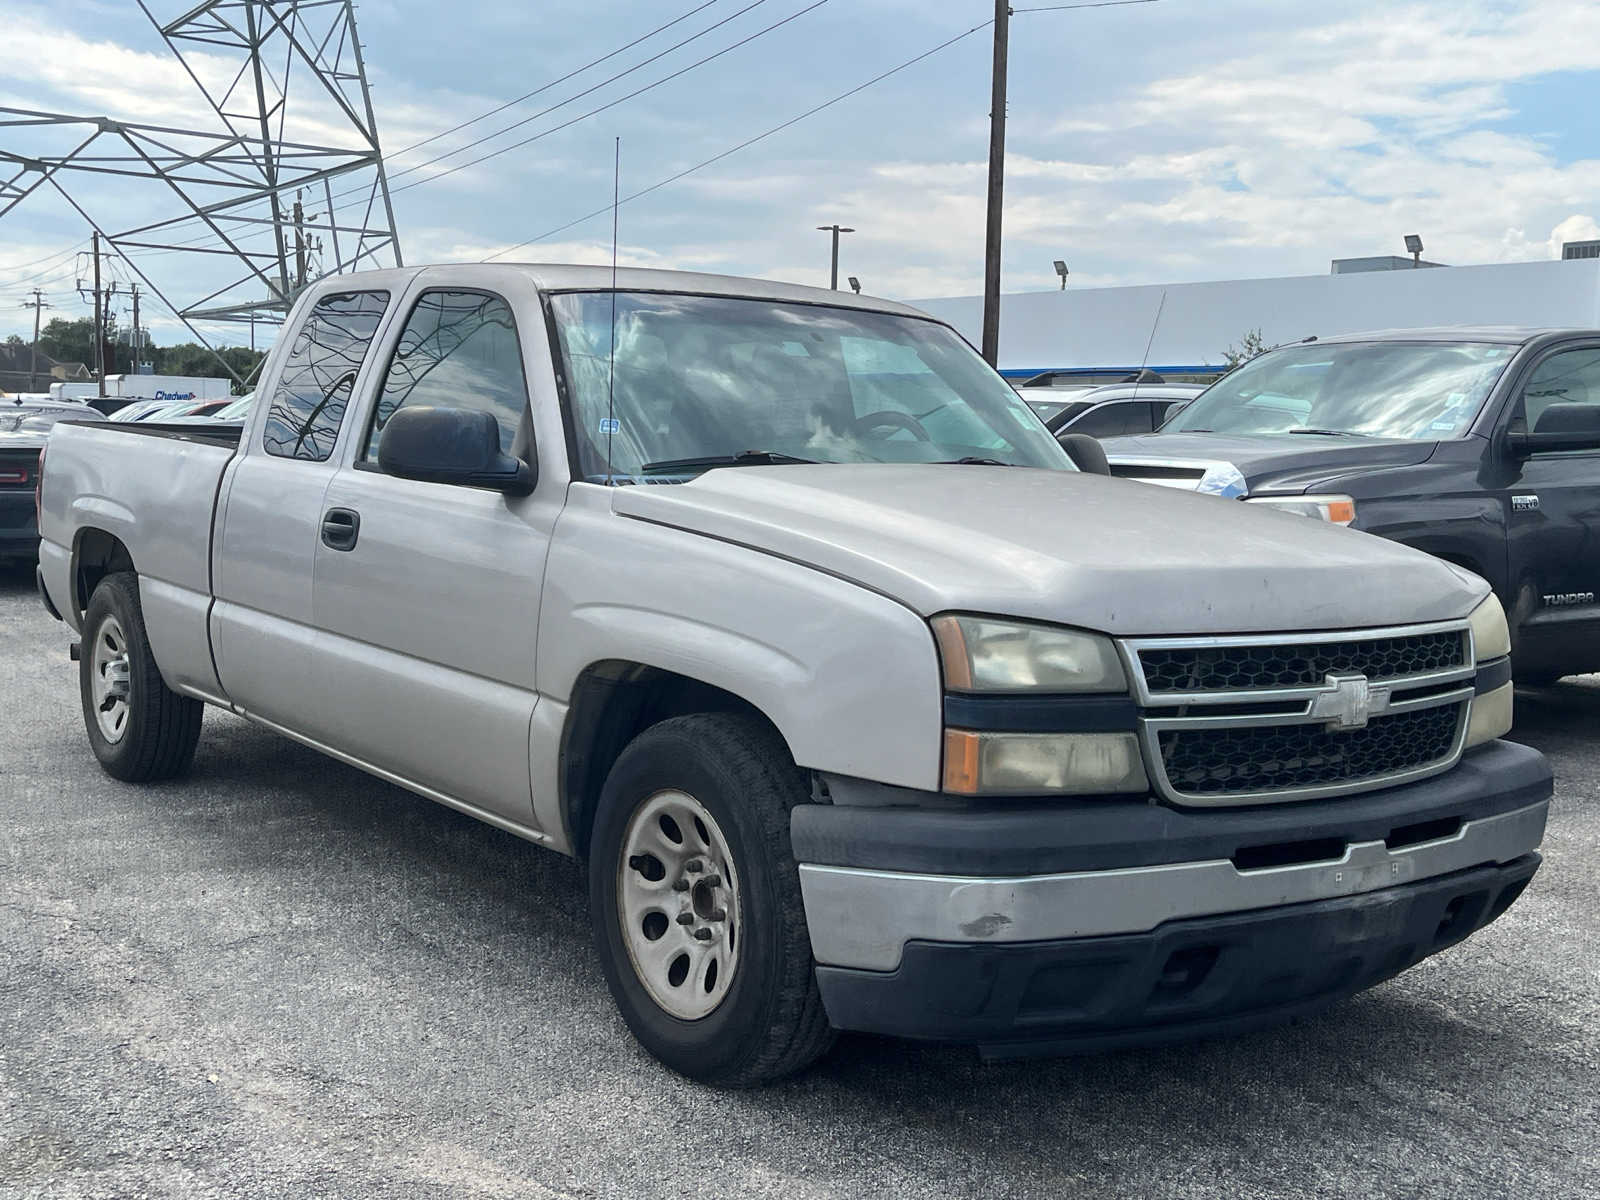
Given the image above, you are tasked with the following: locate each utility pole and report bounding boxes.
[91,230,104,389]
[981,0,1010,367]
[293,189,307,292]
[130,284,141,375]
[816,224,854,290]
[22,289,49,392]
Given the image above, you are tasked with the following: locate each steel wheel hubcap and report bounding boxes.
[90,615,132,744]
[617,789,741,1020]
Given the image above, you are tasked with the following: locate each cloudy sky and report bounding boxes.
[1,0,1598,347]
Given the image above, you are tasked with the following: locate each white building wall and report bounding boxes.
[915,258,1600,374]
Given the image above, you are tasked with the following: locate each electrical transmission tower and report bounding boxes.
[0,0,403,379]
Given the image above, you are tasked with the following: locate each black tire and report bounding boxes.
[79,572,203,782]
[587,713,834,1087]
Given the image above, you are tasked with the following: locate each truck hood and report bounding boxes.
[1101,433,1437,496]
[610,464,1484,635]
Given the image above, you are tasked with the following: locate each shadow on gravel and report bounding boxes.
[0,560,36,597]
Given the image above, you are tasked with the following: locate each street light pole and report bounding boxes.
[981,0,1010,366]
[816,224,855,289]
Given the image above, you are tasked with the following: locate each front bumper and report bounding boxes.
[814,856,1539,1055]
[795,739,1550,1049]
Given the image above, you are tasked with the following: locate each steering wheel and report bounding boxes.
[851,409,932,441]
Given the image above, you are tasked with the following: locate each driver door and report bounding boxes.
[1498,341,1600,649]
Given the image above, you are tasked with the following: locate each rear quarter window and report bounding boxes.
[263,290,391,461]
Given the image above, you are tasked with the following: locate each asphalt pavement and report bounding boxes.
[2,561,1597,1199]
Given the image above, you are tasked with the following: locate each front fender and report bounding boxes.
[538,489,944,792]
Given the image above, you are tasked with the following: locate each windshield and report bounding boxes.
[1166,341,1515,439]
[547,292,1072,481]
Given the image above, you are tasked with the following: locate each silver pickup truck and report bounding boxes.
[36,265,1551,1085]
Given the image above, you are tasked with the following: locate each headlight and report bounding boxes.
[931,615,1126,692]
[943,730,1149,796]
[1244,494,1356,525]
[1468,593,1511,661]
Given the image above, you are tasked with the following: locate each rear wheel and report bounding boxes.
[588,713,834,1086]
[79,572,203,781]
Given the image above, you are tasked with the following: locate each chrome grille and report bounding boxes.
[1138,630,1467,695]
[1122,621,1477,806]
[1158,704,1462,797]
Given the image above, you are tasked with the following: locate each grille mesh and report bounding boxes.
[1157,704,1462,798]
[1139,631,1467,695]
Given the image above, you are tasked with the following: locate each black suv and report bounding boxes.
[1103,327,1600,683]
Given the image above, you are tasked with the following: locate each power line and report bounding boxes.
[0,241,93,288]
[388,0,830,198]
[484,16,995,261]
[384,0,775,186]
[1012,0,1158,10]
[391,1,721,161]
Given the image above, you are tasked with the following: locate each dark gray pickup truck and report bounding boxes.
[1104,327,1600,683]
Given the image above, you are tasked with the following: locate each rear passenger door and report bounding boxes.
[212,288,393,725]
[309,282,560,828]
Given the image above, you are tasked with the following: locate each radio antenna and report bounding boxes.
[1131,288,1167,405]
[606,136,621,483]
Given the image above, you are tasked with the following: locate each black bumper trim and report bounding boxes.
[942,692,1139,733]
[797,739,1551,876]
[814,855,1540,1051]
[1475,655,1512,694]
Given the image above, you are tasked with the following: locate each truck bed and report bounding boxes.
[38,419,241,701]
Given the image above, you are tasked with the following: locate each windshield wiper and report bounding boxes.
[935,456,1012,466]
[639,450,819,474]
[1286,427,1368,438]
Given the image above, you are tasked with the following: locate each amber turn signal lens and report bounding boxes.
[943,729,982,794]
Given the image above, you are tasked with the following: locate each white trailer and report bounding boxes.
[50,375,233,403]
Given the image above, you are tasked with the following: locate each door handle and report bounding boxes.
[321,507,361,551]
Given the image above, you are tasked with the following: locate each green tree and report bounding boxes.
[38,316,97,367]
[1222,329,1269,371]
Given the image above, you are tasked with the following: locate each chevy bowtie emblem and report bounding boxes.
[1308,672,1391,731]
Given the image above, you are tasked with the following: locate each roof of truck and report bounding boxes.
[1314,326,1595,345]
[306,263,933,321]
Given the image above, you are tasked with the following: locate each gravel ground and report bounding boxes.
[2,561,1597,1199]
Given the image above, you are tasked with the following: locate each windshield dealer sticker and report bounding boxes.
[598,418,620,434]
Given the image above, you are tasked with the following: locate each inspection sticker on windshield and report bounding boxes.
[598,418,620,434]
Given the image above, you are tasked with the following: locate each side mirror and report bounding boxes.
[1506,402,1600,457]
[1161,400,1190,427]
[377,406,534,495]
[1060,432,1111,475]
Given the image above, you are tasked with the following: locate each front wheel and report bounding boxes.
[587,713,834,1086]
[79,572,203,782]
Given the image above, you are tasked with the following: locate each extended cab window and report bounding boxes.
[262,290,391,461]
[364,290,528,461]
[1518,347,1600,436]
